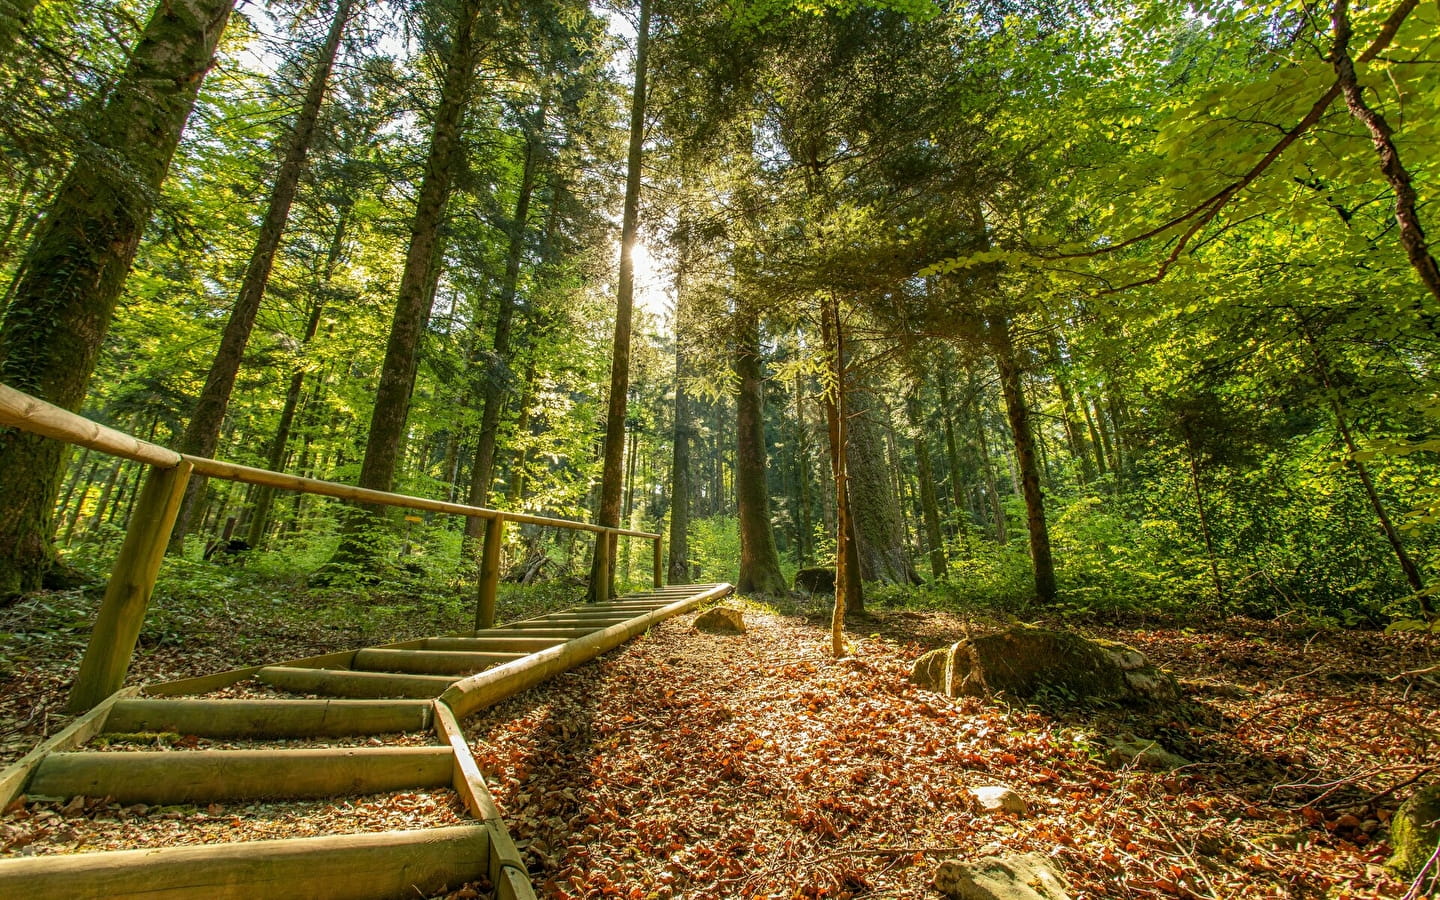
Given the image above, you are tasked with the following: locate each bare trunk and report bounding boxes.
[988,317,1057,602]
[587,0,649,601]
[326,0,480,571]
[733,308,787,596]
[466,123,540,526]
[907,389,946,580]
[667,331,691,583]
[0,0,234,598]
[168,0,352,553]
[822,296,863,638]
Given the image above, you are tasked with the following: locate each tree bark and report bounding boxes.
[907,389,946,581]
[325,0,480,571]
[168,0,353,554]
[822,295,863,650]
[733,308,787,595]
[466,121,541,526]
[667,316,692,584]
[793,367,814,567]
[0,0,234,599]
[987,316,1057,602]
[1331,0,1440,307]
[587,0,649,601]
[846,380,920,585]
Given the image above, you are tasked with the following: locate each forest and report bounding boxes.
[0,0,1438,896]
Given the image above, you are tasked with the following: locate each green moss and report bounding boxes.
[1389,782,1440,878]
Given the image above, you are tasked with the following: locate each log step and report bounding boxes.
[353,648,525,675]
[0,824,490,900]
[105,698,433,738]
[258,666,458,699]
[491,626,604,637]
[28,746,454,804]
[424,636,566,653]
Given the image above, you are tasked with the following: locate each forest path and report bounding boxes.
[0,583,732,899]
[462,598,1437,899]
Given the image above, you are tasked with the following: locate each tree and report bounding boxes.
[168,0,356,553]
[0,0,235,599]
[733,305,787,594]
[587,0,650,601]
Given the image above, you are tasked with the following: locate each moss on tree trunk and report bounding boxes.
[0,0,234,599]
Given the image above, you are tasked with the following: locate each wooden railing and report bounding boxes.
[0,383,663,711]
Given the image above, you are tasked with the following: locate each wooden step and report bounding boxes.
[491,626,604,637]
[258,666,457,699]
[105,698,433,738]
[424,636,566,653]
[352,648,524,675]
[513,616,633,627]
[28,746,454,804]
[0,824,489,900]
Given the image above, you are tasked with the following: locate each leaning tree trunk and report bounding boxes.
[325,0,480,571]
[733,308,787,595]
[465,119,541,529]
[0,0,234,600]
[587,0,649,602]
[846,379,920,585]
[167,0,353,554]
[987,316,1057,602]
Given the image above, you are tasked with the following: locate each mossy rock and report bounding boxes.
[916,625,1179,707]
[1389,781,1440,878]
[794,566,836,594]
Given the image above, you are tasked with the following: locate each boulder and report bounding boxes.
[1389,781,1440,878]
[934,853,1070,900]
[968,785,1027,816]
[794,566,836,594]
[910,647,951,693]
[1106,736,1190,771]
[912,625,1179,707]
[694,607,746,635]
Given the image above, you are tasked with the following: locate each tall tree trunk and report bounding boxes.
[972,398,1007,543]
[1079,393,1109,479]
[0,0,234,598]
[907,389,946,581]
[822,296,863,651]
[733,308,787,595]
[465,122,540,527]
[168,0,352,554]
[587,0,649,601]
[507,354,538,505]
[667,325,691,584]
[846,380,919,584]
[987,316,1057,602]
[1047,333,1096,484]
[325,0,480,571]
[793,367,813,567]
[246,209,347,547]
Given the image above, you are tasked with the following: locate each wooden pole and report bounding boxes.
[69,459,193,712]
[594,531,612,603]
[475,514,504,630]
[652,536,663,588]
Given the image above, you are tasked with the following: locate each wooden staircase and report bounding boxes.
[0,583,733,899]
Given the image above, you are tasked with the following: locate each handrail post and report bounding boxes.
[652,536,663,588]
[475,514,504,631]
[69,459,194,712]
[594,530,611,603]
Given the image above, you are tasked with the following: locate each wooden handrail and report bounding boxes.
[0,380,666,711]
[0,382,659,540]
[0,383,182,469]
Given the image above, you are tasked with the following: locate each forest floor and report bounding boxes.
[1,580,1438,899]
